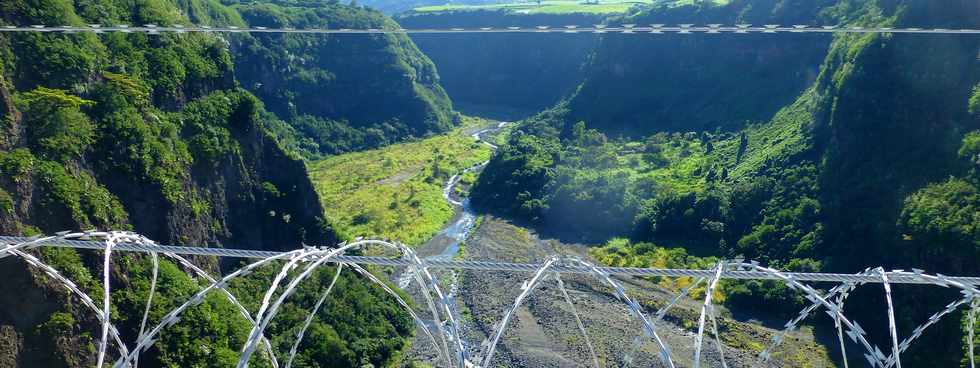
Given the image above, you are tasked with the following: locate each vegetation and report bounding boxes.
[0,0,448,365]
[230,0,456,158]
[308,117,494,244]
[227,262,414,367]
[409,0,730,15]
[970,85,980,116]
[470,0,980,364]
[899,178,979,259]
[88,74,192,204]
[472,110,813,250]
[15,87,95,162]
[0,148,129,230]
[590,238,719,298]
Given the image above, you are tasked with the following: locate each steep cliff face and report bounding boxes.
[0,0,425,365]
[811,2,980,272]
[230,1,456,156]
[471,0,980,364]
[561,0,838,136]
[397,11,602,117]
[807,3,980,364]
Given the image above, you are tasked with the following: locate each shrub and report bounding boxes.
[35,160,128,228]
[959,131,980,167]
[0,188,13,215]
[0,148,36,180]
[969,84,980,116]
[36,312,74,338]
[16,87,96,162]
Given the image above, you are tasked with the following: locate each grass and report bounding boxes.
[619,135,710,194]
[414,0,654,15]
[706,88,816,180]
[412,0,728,15]
[607,88,815,194]
[307,117,495,246]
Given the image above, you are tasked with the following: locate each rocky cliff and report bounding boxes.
[0,0,429,365]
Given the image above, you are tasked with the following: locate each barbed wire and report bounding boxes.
[693,261,726,368]
[3,235,978,285]
[555,273,600,368]
[2,231,979,368]
[1,24,979,35]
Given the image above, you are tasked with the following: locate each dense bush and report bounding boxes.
[16,87,96,162]
[0,0,426,365]
[470,2,980,364]
[898,177,980,272]
[89,78,192,203]
[229,0,455,157]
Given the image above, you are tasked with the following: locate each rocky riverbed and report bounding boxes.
[446,216,835,368]
[400,121,836,368]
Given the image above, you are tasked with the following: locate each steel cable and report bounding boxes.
[3,236,977,285]
[1,24,979,35]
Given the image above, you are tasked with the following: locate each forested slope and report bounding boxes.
[557,0,838,135]
[471,0,980,364]
[232,0,456,157]
[0,0,431,366]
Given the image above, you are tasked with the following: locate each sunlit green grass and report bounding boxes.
[611,135,709,195]
[414,0,653,14]
[413,0,728,15]
[307,117,494,246]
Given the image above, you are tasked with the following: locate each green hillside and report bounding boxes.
[231,0,456,158]
[409,0,730,15]
[0,0,446,366]
[471,0,980,364]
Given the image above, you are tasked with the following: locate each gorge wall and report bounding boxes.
[0,0,438,365]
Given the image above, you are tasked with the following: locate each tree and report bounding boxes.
[960,131,980,173]
[16,87,95,162]
[898,178,980,272]
[735,132,748,163]
[969,84,980,116]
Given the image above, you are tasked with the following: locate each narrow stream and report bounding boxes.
[436,121,508,259]
[395,121,509,363]
[398,121,507,285]
[434,122,506,259]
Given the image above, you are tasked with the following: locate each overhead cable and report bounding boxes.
[2,235,978,285]
[1,24,979,35]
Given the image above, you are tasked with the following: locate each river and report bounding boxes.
[399,120,829,367]
[433,121,508,259]
[398,120,508,283]
[393,120,509,364]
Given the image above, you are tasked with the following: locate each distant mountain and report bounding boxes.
[230,0,456,157]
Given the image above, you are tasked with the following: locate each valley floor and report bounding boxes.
[307,117,494,245]
[404,215,836,367]
[410,0,731,15]
[336,116,843,367]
